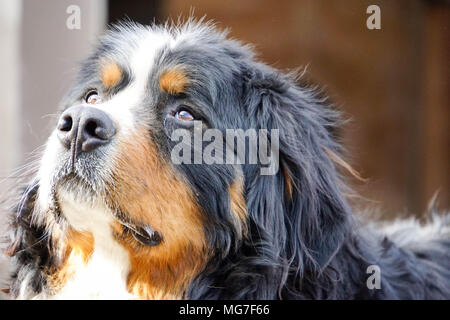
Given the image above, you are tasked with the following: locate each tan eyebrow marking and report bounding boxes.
[101,61,123,89]
[159,68,188,94]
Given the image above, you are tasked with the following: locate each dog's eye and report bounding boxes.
[85,90,102,105]
[174,109,194,121]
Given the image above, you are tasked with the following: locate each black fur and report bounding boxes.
[5,182,56,297]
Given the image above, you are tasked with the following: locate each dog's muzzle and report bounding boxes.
[57,105,116,156]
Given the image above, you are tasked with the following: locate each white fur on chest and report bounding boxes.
[51,242,133,300]
[49,192,133,300]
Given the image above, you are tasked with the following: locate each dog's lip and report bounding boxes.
[52,171,93,199]
[128,225,163,246]
[116,217,163,246]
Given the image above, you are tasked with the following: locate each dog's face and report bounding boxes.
[12,22,350,299]
[34,23,254,298]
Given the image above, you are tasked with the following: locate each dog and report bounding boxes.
[2,20,450,299]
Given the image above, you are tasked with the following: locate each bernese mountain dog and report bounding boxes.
[2,20,450,299]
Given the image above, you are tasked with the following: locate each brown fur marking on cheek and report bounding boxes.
[47,228,94,292]
[101,61,123,89]
[110,129,208,299]
[159,68,188,94]
[229,178,248,237]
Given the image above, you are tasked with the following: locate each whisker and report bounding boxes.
[16,180,39,219]
[13,232,49,255]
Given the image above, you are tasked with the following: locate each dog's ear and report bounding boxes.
[242,65,351,277]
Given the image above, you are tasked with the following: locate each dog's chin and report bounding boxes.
[49,175,98,220]
[50,167,163,247]
[54,173,98,198]
[50,170,113,235]
[42,150,164,247]
[48,161,110,227]
[51,152,110,201]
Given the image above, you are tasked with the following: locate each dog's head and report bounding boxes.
[8,21,353,299]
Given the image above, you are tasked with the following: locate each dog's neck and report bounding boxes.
[23,191,196,299]
[17,196,133,299]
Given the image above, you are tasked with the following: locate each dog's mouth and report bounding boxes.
[119,221,163,246]
[110,207,163,246]
[51,173,163,247]
[52,154,104,192]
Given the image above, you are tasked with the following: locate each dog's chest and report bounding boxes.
[44,196,135,299]
[51,243,133,300]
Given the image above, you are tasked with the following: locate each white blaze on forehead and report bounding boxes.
[91,29,173,136]
[130,28,173,90]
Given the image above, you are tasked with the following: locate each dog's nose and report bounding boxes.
[57,105,116,152]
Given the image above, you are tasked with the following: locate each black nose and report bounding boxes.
[57,105,116,153]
